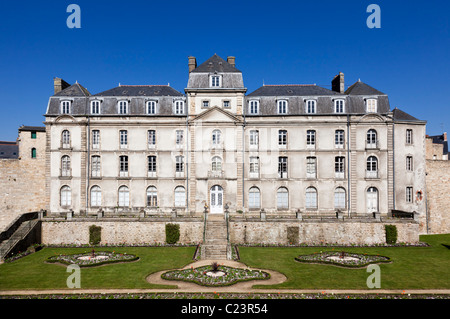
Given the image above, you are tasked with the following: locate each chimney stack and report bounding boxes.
[332,72,345,94]
[227,56,236,67]
[188,56,197,73]
[54,77,70,94]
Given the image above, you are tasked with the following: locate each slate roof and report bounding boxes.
[18,126,45,132]
[345,80,385,95]
[247,84,342,97]
[0,141,19,159]
[190,54,241,73]
[392,108,421,121]
[94,85,184,97]
[53,82,91,97]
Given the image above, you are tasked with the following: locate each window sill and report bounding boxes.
[59,176,72,180]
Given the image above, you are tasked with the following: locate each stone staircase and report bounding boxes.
[202,215,230,260]
[0,218,40,262]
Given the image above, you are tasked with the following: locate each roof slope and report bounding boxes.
[191,54,241,73]
[345,80,385,95]
[392,107,421,121]
[94,85,184,97]
[247,84,342,97]
[53,82,91,97]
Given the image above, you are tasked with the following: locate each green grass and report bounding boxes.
[238,234,450,290]
[0,246,196,290]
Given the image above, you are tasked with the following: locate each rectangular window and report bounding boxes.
[306,130,316,148]
[249,156,259,178]
[119,155,128,177]
[278,130,287,146]
[118,101,128,114]
[91,156,101,177]
[91,101,100,114]
[92,130,100,149]
[202,100,210,108]
[147,101,156,114]
[119,130,128,148]
[306,100,316,114]
[148,130,156,148]
[148,156,157,175]
[306,157,316,178]
[176,155,184,173]
[335,156,345,178]
[176,130,184,148]
[277,100,288,114]
[249,100,259,114]
[366,99,377,113]
[406,129,413,144]
[174,101,184,114]
[406,187,413,203]
[147,188,157,207]
[249,130,259,148]
[223,100,230,108]
[61,101,71,114]
[406,156,413,171]
[211,76,220,87]
[31,131,37,139]
[334,100,345,113]
[335,130,344,148]
[278,157,288,178]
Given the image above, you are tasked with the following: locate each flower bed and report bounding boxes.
[161,264,270,287]
[295,251,391,268]
[46,250,139,267]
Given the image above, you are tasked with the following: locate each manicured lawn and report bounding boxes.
[238,234,450,290]
[0,246,196,290]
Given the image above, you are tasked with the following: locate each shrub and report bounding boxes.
[385,225,398,244]
[166,223,180,244]
[89,225,102,245]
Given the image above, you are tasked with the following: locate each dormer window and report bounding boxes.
[60,101,71,114]
[147,101,156,114]
[366,99,377,113]
[334,99,345,113]
[174,100,185,115]
[248,100,259,114]
[277,100,288,114]
[306,100,316,114]
[91,100,101,114]
[118,101,128,114]
[210,75,221,87]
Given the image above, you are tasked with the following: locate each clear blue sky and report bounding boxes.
[0,0,449,141]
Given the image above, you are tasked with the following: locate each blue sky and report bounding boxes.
[0,0,449,141]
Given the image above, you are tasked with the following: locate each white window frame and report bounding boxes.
[406,186,413,203]
[60,100,71,114]
[306,156,317,179]
[366,156,378,178]
[277,100,288,114]
[61,155,71,177]
[210,75,221,88]
[147,186,158,207]
[91,100,101,115]
[118,186,129,207]
[60,186,71,206]
[406,156,413,171]
[334,187,346,209]
[118,100,128,114]
[248,187,261,209]
[90,186,102,207]
[278,156,288,179]
[174,186,186,207]
[277,187,289,210]
[212,129,222,147]
[211,156,222,172]
[175,155,184,177]
[147,100,156,115]
[306,100,316,114]
[334,99,345,113]
[335,130,344,148]
[119,130,128,149]
[249,156,259,178]
[148,130,156,148]
[305,187,318,209]
[248,100,259,115]
[335,156,345,179]
[119,155,128,177]
[176,130,184,148]
[91,155,101,177]
[406,129,413,144]
[92,130,100,149]
[148,155,157,177]
[306,130,316,148]
[366,99,377,113]
[174,100,185,115]
[366,129,378,149]
[62,130,71,149]
[249,130,259,149]
[278,130,287,147]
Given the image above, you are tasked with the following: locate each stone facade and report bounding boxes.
[425,159,450,234]
[0,127,46,230]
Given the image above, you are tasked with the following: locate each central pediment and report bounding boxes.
[190,106,243,123]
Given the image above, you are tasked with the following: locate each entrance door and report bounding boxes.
[366,187,378,213]
[210,185,223,214]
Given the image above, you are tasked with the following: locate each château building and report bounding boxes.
[44,54,427,225]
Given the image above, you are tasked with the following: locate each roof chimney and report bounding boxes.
[227,56,236,67]
[331,72,345,94]
[188,56,197,73]
[54,77,70,94]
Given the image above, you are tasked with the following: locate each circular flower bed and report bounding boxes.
[47,250,138,267]
[161,264,270,287]
[295,251,391,268]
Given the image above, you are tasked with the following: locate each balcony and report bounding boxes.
[365,141,379,150]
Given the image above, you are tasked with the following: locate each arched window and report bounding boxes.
[62,130,70,148]
[61,155,71,176]
[305,187,317,209]
[60,185,71,206]
[334,187,346,209]
[174,186,186,207]
[366,156,378,178]
[248,187,261,209]
[90,186,101,207]
[146,186,157,207]
[366,129,377,148]
[212,129,221,146]
[118,186,129,207]
[367,187,378,213]
[277,187,289,209]
[211,156,222,172]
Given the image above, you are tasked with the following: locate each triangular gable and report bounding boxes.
[190,106,242,123]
